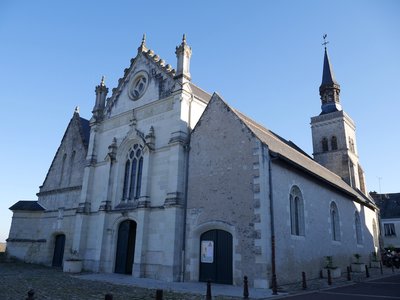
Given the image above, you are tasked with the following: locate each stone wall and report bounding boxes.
[186,96,266,286]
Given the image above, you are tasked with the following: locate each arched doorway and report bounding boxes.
[52,234,65,267]
[199,229,232,284]
[115,220,137,274]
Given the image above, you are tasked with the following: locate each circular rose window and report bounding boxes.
[128,71,149,100]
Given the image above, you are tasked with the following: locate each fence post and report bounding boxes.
[327,269,332,285]
[206,280,212,300]
[243,276,249,299]
[104,294,113,300]
[346,266,351,281]
[365,265,370,278]
[301,272,307,290]
[155,289,163,300]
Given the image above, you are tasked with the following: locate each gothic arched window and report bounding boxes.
[290,186,305,236]
[322,137,328,152]
[68,151,76,185]
[59,153,67,186]
[330,202,340,241]
[331,136,338,150]
[355,211,362,245]
[122,144,144,200]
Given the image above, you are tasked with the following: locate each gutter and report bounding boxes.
[269,150,376,211]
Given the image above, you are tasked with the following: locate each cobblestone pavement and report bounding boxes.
[1,259,399,300]
[0,261,240,300]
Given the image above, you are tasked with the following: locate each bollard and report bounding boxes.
[26,289,35,300]
[243,276,249,299]
[392,264,395,273]
[301,272,307,290]
[327,269,332,285]
[380,261,383,275]
[104,294,113,300]
[365,265,370,278]
[319,270,323,279]
[155,289,163,300]
[271,274,278,295]
[206,280,212,300]
[347,266,351,281]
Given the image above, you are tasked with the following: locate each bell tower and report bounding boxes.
[310,38,367,194]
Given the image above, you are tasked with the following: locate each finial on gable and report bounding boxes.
[138,33,147,53]
[74,106,80,114]
[100,75,105,86]
[142,33,146,46]
[182,34,187,45]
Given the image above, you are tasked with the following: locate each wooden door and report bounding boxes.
[52,234,65,267]
[199,229,232,284]
[115,220,137,274]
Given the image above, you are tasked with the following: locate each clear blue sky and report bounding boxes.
[0,0,399,242]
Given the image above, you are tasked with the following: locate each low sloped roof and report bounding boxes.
[9,201,45,211]
[371,193,400,219]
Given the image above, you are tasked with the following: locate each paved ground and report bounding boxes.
[1,258,399,300]
[277,274,400,299]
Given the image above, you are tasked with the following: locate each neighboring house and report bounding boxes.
[371,192,400,250]
[7,36,379,287]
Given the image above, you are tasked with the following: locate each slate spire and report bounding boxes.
[319,46,342,114]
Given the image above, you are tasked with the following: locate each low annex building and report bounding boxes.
[7,35,379,287]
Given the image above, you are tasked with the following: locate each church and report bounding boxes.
[7,35,379,287]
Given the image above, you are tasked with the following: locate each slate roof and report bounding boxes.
[9,201,45,211]
[206,94,376,209]
[79,117,90,146]
[321,48,338,86]
[370,192,400,219]
[189,83,212,104]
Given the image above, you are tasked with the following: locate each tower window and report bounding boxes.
[322,137,328,152]
[122,144,144,200]
[331,136,338,150]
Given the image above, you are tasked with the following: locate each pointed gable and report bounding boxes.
[104,43,177,118]
[193,93,375,209]
[39,111,89,193]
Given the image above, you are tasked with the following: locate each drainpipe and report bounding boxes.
[268,150,278,295]
[180,94,193,282]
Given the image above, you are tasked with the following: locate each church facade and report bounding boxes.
[7,36,379,287]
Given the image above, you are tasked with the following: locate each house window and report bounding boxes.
[355,211,362,244]
[289,186,305,236]
[331,136,338,150]
[122,144,144,200]
[322,137,328,152]
[330,202,340,241]
[384,223,396,236]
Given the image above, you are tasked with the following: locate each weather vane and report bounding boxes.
[322,34,329,48]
